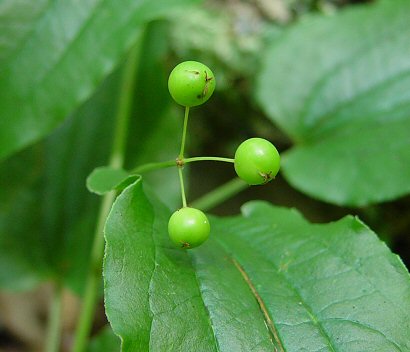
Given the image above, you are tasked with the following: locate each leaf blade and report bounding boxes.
[104,179,222,351]
[103,185,410,351]
[86,166,130,195]
[0,19,189,293]
[0,0,200,160]
[227,202,410,351]
[256,0,410,206]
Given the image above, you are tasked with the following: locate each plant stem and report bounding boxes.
[45,283,63,352]
[129,156,234,174]
[131,159,176,174]
[191,178,248,212]
[72,40,140,352]
[185,156,234,164]
[179,106,190,158]
[177,106,190,207]
[178,167,187,207]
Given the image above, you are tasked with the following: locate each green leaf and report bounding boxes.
[86,166,130,195]
[88,326,120,352]
[104,180,410,351]
[0,146,49,291]
[0,20,186,292]
[0,0,200,161]
[256,0,410,206]
[0,68,119,292]
[86,166,141,195]
[0,65,122,290]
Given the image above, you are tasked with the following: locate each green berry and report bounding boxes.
[234,138,280,185]
[168,207,210,249]
[168,61,216,107]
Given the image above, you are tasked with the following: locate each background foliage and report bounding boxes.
[0,0,409,351]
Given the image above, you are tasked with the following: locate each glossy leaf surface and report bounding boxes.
[0,21,183,292]
[0,0,199,160]
[87,167,130,195]
[104,179,410,351]
[256,0,410,206]
[0,72,117,291]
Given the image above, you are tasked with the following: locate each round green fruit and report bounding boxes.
[168,207,210,249]
[234,138,280,185]
[168,61,216,107]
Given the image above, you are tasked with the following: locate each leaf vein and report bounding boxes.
[322,318,402,351]
[231,257,285,352]
[230,238,337,352]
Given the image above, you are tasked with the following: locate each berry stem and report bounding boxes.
[179,106,190,158]
[185,156,234,163]
[177,106,190,207]
[178,167,187,207]
[129,156,234,174]
[72,37,140,352]
[191,177,248,212]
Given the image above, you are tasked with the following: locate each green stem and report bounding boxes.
[177,106,190,207]
[191,178,248,212]
[72,40,140,352]
[178,167,187,207]
[179,106,190,158]
[185,156,234,164]
[131,159,176,174]
[129,156,233,175]
[45,283,63,352]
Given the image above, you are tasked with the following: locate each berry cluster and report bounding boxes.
[167,61,280,249]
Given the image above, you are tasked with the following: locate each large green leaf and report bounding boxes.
[0,0,199,161]
[256,0,410,206]
[104,179,410,351]
[0,20,183,292]
[0,146,49,290]
[0,69,118,291]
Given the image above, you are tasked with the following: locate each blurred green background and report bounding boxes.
[1,0,409,350]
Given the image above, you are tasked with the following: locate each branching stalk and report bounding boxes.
[179,106,190,158]
[131,159,177,174]
[129,156,234,175]
[178,167,187,207]
[185,156,234,164]
[177,106,190,207]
